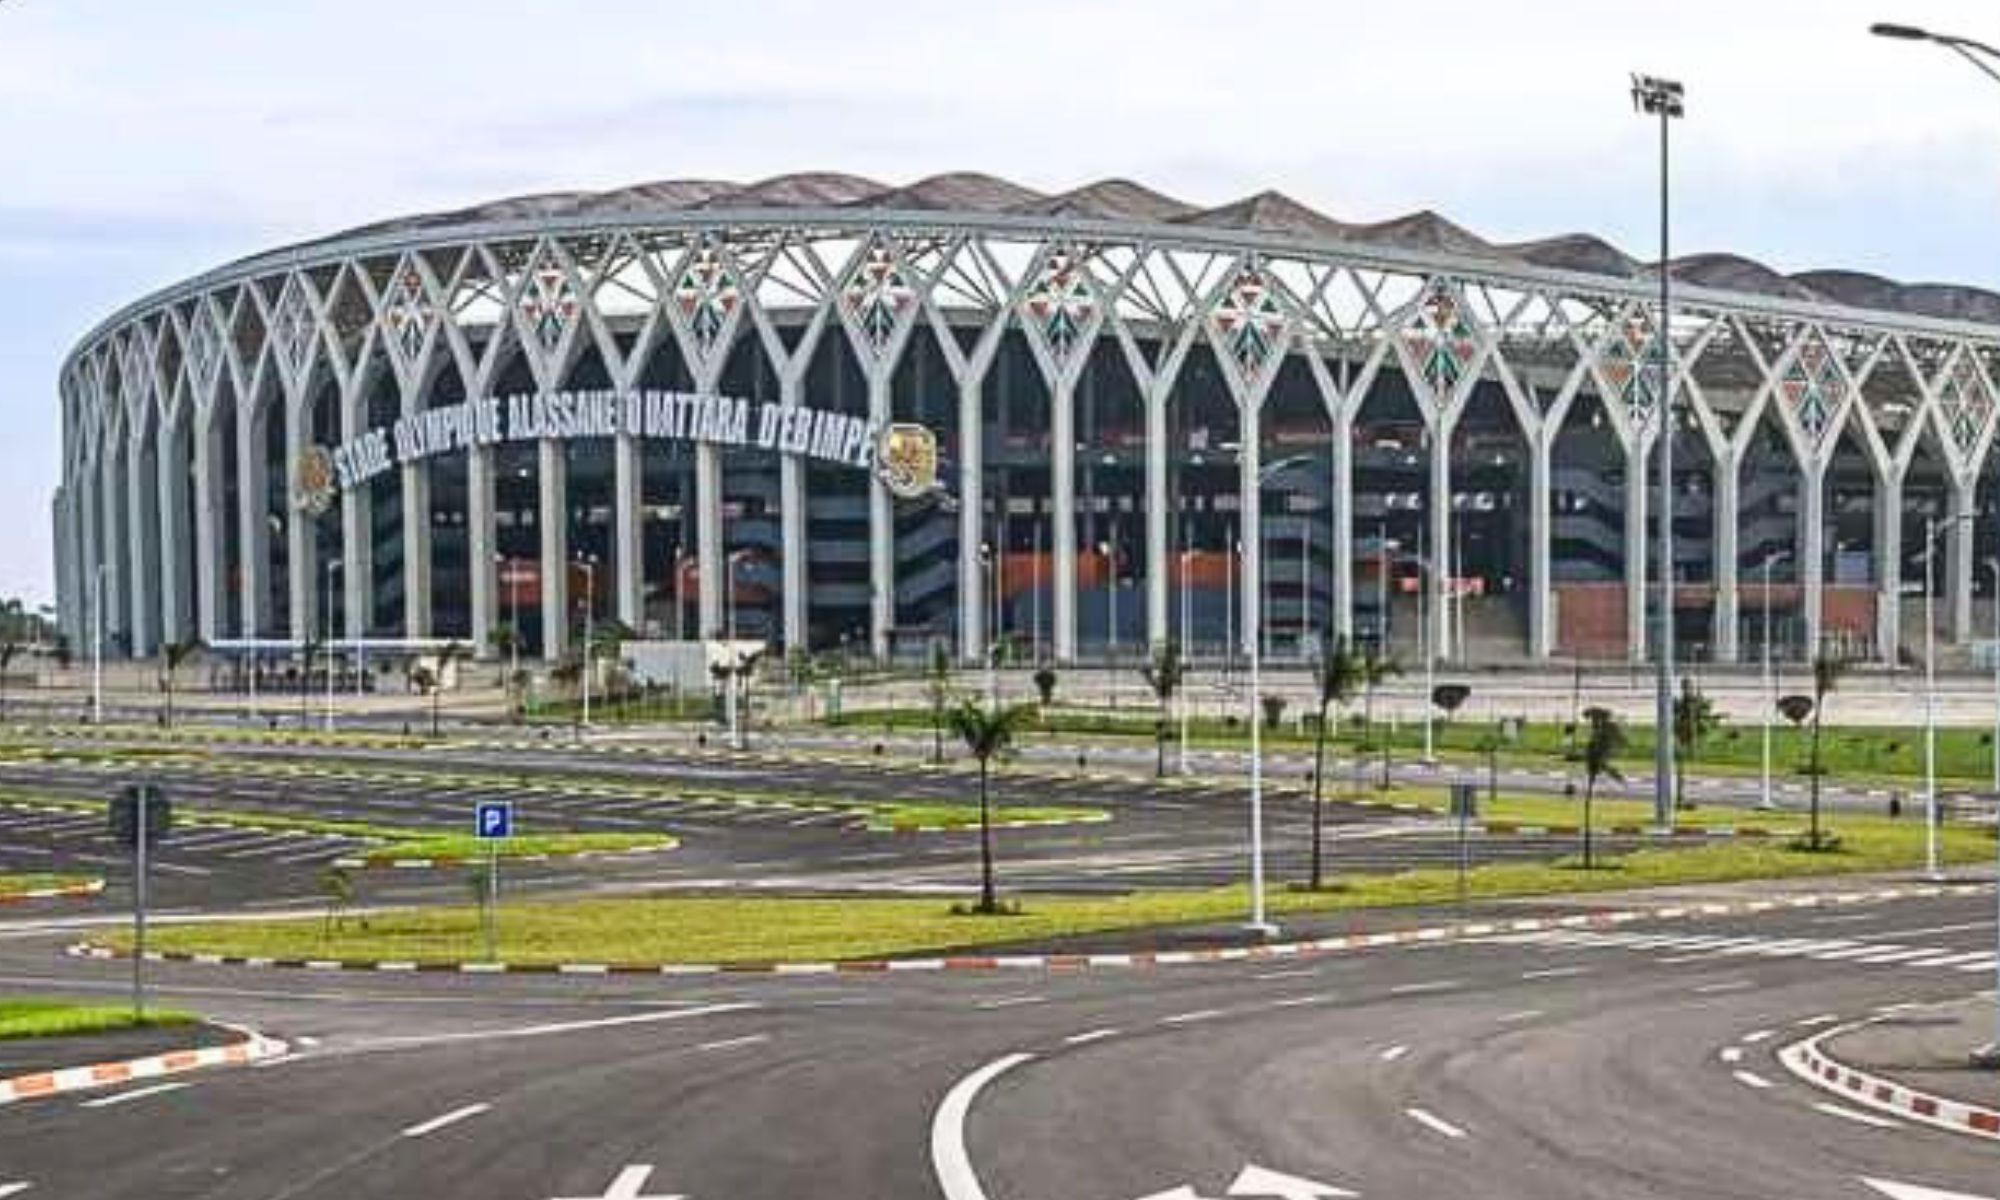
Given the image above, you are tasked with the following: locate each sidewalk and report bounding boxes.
[1820,997,2000,1112]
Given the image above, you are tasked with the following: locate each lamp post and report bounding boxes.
[1098,537,1116,674]
[323,558,340,733]
[725,549,751,750]
[1921,513,1974,880]
[1179,543,1192,774]
[493,553,519,713]
[1871,13,2000,1069]
[1988,557,2000,796]
[1759,549,1789,810]
[978,540,997,707]
[1632,71,1685,830]
[1245,530,1274,938]
[91,562,105,726]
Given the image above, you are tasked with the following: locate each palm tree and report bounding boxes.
[1141,639,1187,779]
[1671,677,1720,812]
[1580,705,1626,869]
[160,637,204,729]
[425,640,471,737]
[0,640,21,723]
[1360,646,1402,790]
[1307,632,1363,890]
[947,699,1032,914]
[487,623,518,686]
[1807,652,1846,850]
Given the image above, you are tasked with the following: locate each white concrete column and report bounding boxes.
[957,378,985,662]
[126,436,158,658]
[1948,474,1976,643]
[1798,464,1826,657]
[192,412,224,642]
[612,431,643,629]
[238,406,271,638]
[75,474,96,647]
[1429,428,1452,664]
[155,419,192,646]
[1051,378,1077,663]
[1145,388,1169,648]
[538,439,570,661]
[50,489,68,642]
[695,443,722,640]
[1712,457,1741,663]
[1624,437,1649,663]
[1331,409,1355,645]
[101,449,128,653]
[1876,470,1904,665]
[339,484,371,640]
[284,408,318,643]
[867,377,893,660]
[1240,402,1262,658]
[1527,431,1553,658]
[466,445,496,658]
[781,448,807,653]
[400,460,432,637]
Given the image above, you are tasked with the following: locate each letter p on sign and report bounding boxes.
[475,801,513,840]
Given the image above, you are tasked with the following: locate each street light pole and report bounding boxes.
[1247,533,1272,937]
[577,556,595,733]
[1632,71,1685,830]
[1179,544,1192,775]
[91,563,105,726]
[1760,550,1789,810]
[1987,557,2000,796]
[323,558,340,733]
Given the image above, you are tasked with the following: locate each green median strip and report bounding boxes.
[0,873,97,899]
[116,818,1994,966]
[0,998,195,1040]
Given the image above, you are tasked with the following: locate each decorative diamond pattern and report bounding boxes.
[516,245,579,356]
[382,260,434,365]
[1938,353,1994,453]
[1596,310,1661,423]
[1779,331,1846,447]
[1213,265,1288,385]
[842,237,915,354]
[1024,245,1095,367]
[185,303,223,393]
[1401,281,1479,399]
[273,278,317,385]
[674,242,741,359]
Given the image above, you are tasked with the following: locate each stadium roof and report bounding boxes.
[308,170,2000,325]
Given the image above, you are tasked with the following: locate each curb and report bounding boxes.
[1779,1016,2000,1141]
[331,841,679,871]
[0,878,105,904]
[0,1022,290,1106]
[64,882,1983,979]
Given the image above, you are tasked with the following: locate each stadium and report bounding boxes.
[48,171,2000,669]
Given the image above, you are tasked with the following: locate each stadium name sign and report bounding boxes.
[327,389,879,493]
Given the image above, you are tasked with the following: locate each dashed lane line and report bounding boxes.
[78,1081,190,1109]
[1160,1009,1224,1026]
[1405,1107,1469,1139]
[400,1102,490,1138]
[1732,1070,1776,1090]
[1694,980,1756,994]
[695,1035,770,1053]
[1380,1044,1409,1062]
[1062,1028,1119,1046]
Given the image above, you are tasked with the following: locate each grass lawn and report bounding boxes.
[0,873,95,898]
[367,832,676,863]
[124,818,1994,966]
[0,998,195,1040]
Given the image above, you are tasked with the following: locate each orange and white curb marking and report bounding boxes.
[0,1023,289,1107]
[1779,1017,2000,1141]
[0,878,104,904]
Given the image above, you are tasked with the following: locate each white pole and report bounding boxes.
[727,554,743,750]
[1179,546,1191,774]
[1248,542,1271,936]
[1301,517,1312,661]
[1988,558,1999,795]
[1032,522,1043,667]
[580,560,593,732]
[323,560,338,733]
[984,543,997,707]
[1225,522,1236,682]
[91,564,104,726]
[1760,553,1776,810]
[1926,515,1940,880]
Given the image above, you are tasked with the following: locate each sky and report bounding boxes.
[1,0,1997,608]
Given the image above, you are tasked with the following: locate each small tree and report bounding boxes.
[486,623,518,686]
[1431,683,1471,724]
[1806,653,1846,850]
[156,637,204,731]
[926,640,952,765]
[1580,705,1627,869]
[1307,633,1363,890]
[318,865,355,935]
[947,700,1033,914]
[1671,677,1721,811]
[1361,647,1403,790]
[430,640,470,736]
[1141,640,1187,779]
[1032,666,1058,709]
[0,640,20,723]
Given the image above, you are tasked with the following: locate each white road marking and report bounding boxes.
[1732,1070,1775,1090]
[356,1002,755,1049]
[1404,1107,1469,1139]
[975,995,1046,1010]
[1269,993,1332,1009]
[0,1183,29,1198]
[400,1102,490,1138]
[1254,968,1317,980]
[1719,1047,1745,1064]
[1693,980,1754,994]
[78,1081,189,1108]
[1742,1028,1775,1043]
[1062,1028,1118,1045]
[1859,1176,2000,1200]
[930,1052,1033,1200]
[1814,1101,1903,1129]
[1380,1044,1409,1062]
[1496,1009,1544,1024]
[1520,966,1589,980]
[1160,1009,1223,1026]
[1868,920,1994,940]
[1794,1013,1841,1028]
[1388,980,1459,995]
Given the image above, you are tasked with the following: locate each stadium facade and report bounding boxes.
[50,172,2000,667]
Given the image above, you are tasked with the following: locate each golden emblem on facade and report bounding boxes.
[292,445,337,516]
[875,422,939,501]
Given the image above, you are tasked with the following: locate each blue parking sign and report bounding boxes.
[475,801,513,840]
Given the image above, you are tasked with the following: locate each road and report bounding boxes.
[0,886,1994,1198]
